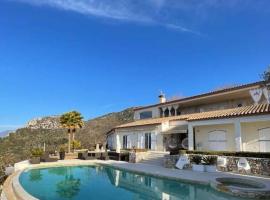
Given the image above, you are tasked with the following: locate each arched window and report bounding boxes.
[170,107,176,116]
[164,108,169,117]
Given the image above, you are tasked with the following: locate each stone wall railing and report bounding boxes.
[164,154,270,176]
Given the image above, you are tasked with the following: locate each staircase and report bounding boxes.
[139,151,169,166]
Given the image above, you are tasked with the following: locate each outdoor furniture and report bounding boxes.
[176,155,189,170]
[237,158,251,174]
[30,157,41,164]
[100,151,109,160]
[108,151,129,161]
[40,152,58,162]
[78,152,94,160]
[94,152,101,159]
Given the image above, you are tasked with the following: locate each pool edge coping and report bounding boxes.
[9,160,270,200]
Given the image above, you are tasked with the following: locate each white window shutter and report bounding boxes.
[151,133,157,150]
[259,128,270,152]
[208,130,227,151]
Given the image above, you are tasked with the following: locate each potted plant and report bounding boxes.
[30,148,43,164]
[59,146,66,160]
[179,150,187,155]
[191,155,204,172]
[203,156,217,172]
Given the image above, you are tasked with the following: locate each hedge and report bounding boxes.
[185,150,270,158]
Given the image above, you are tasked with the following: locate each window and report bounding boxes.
[164,108,169,117]
[140,111,153,119]
[123,135,127,149]
[259,128,270,152]
[208,130,227,151]
[170,107,176,116]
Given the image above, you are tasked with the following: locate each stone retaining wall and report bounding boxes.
[164,154,270,176]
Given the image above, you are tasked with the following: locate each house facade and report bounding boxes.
[107,81,270,153]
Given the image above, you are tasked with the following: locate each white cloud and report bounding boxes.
[165,24,202,36]
[12,0,200,35]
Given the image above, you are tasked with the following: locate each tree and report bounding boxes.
[60,111,84,153]
[262,65,270,81]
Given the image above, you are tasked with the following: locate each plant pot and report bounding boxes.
[192,164,205,172]
[205,165,217,172]
[59,152,65,160]
[30,157,40,164]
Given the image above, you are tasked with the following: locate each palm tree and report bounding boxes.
[60,111,84,153]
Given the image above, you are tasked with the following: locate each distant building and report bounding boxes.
[107,81,270,152]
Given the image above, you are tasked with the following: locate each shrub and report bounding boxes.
[203,156,217,165]
[191,155,202,165]
[31,148,43,157]
[186,150,270,158]
[59,145,67,153]
[72,140,81,150]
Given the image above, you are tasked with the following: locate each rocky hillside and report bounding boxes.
[0,108,134,176]
[26,116,61,129]
[77,108,134,148]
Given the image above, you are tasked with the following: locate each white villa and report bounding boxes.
[107,81,270,153]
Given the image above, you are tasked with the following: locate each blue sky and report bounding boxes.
[0,0,269,131]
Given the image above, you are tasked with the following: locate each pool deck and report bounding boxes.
[2,159,270,200]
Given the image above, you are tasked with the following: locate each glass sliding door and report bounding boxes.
[145,133,151,149]
[123,135,127,149]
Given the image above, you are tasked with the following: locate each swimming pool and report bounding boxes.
[19,165,245,200]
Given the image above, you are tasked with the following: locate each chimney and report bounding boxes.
[159,92,166,103]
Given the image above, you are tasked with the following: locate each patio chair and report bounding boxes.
[237,158,251,174]
[176,155,189,170]
[108,151,120,161]
[40,152,58,162]
[100,151,109,160]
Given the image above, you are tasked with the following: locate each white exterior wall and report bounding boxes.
[194,124,236,151]
[189,115,270,152]
[113,125,164,151]
[134,107,160,120]
[242,121,270,152]
[107,134,116,149]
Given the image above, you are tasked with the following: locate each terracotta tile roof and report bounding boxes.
[116,104,270,129]
[186,103,270,121]
[135,81,267,111]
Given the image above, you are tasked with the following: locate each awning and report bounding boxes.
[162,124,188,134]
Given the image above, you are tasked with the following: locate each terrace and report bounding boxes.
[1,148,270,200]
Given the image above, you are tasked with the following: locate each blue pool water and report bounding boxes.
[19,165,244,200]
